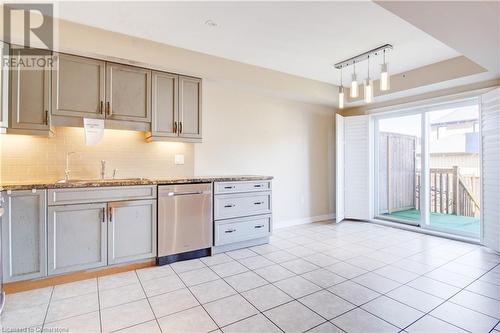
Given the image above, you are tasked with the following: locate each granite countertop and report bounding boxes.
[0,175,273,191]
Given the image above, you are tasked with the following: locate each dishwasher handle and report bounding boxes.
[159,190,209,197]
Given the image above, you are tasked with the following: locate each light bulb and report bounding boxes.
[338,86,344,109]
[364,79,373,103]
[380,63,390,91]
[350,73,359,98]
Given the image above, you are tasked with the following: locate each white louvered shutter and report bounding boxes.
[336,114,345,222]
[481,87,500,251]
[344,115,372,220]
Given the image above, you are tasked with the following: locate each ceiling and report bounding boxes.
[55,1,461,85]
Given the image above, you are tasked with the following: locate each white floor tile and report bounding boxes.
[352,272,401,294]
[189,279,236,304]
[149,288,199,318]
[200,253,234,266]
[328,281,380,306]
[1,303,47,329]
[331,308,399,333]
[386,285,443,312]
[211,261,249,278]
[264,300,325,333]
[51,278,97,301]
[301,269,346,288]
[4,287,52,312]
[100,299,155,333]
[406,315,467,333]
[242,284,293,311]
[224,271,268,292]
[425,268,476,288]
[466,280,500,300]
[325,262,368,279]
[306,322,344,333]
[302,254,340,267]
[254,264,295,282]
[158,306,217,333]
[99,282,146,309]
[361,296,424,329]
[204,294,258,327]
[281,258,319,274]
[170,259,206,273]
[222,313,281,333]
[114,320,162,333]
[45,292,99,323]
[136,265,175,281]
[98,271,139,291]
[274,275,321,298]
[374,265,419,284]
[141,274,185,297]
[226,248,258,260]
[178,267,220,286]
[349,256,386,271]
[262,250,298,264]
[238,255,275,269]
[430,301,498,333]
[407,276,460,299]
[43,311,100,333]
[299,290,355,320]
[450,290,500,319]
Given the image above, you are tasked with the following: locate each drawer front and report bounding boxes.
[214,191,271,220]
[48,186,157,205]
[214,180,271,194]
[215,215,271,246]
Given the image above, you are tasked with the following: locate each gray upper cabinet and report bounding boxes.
[1,190,47,282]
[9,48,52,135]
[52,53,105,119]
[150,71,178,138]
[108,200,157,265]
[106,63,151,123]
[179,76,202,139]
[47,203,107,275]
[0,42,9,130]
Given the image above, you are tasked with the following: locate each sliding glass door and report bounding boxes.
[374,99,481,239]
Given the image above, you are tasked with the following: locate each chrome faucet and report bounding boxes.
[64,152,76,181]
[100,160,106,180]
[112,168,118,180]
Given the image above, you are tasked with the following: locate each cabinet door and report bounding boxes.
[47,203,107,275]
[52,53,105,118]
[151,71,178,137]
[179,76,202,139]
[10,48,51,131]
[1,190,47,282]
[106,63,151,122]
[0,42,9,129]
[108,200,156,265]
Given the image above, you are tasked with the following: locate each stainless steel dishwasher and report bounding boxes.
[157,183,213,265]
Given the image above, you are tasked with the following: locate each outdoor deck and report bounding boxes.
[383,209,480,236]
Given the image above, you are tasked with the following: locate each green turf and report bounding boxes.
[383,209,480,236]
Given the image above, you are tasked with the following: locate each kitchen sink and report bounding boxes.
[55,178,147,184]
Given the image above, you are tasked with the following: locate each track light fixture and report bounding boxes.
[333,44,393,105]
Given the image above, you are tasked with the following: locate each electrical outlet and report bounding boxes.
[174,154,185,165]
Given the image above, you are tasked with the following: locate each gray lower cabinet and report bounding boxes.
[47,203,107,275]
[106,63,151,123]
[108,200,157,264]
[52,53,106,119]
[1,190,47,282]
[9,48,52,135]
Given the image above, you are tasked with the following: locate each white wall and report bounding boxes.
[195,80,335,227]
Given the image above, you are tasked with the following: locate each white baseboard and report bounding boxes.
[274,213,336,229]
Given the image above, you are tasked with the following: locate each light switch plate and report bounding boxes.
[174,154,185,165]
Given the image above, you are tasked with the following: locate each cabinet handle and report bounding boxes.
[179,121,183,134]
[224,186,235,190]
[224,204,235,208]
[225,229,236,234]
[173,121,177,134]
[254,201,264,205]
[106,102,112,116]
[45,110,49,125]
[254,225,265,229]
[254,184,263,188]
[100,101,104,114]
[108,206,113,222]
[100,208,105,223]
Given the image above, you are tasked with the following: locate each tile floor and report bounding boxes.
[2,220,500,333]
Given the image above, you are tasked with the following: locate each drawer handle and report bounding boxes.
[254,184,263,188]
[225,229,237,233]
[254,225,265,229]
[224,204,235,208]
[254,201,264,205]
[224,186,235,189]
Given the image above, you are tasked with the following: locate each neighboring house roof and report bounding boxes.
[431,106,478,126]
